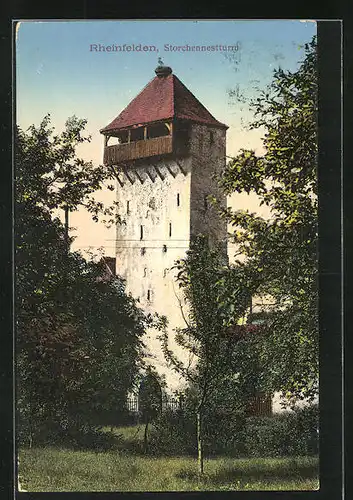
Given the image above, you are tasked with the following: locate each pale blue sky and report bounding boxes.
[15,20,316,253]
[16,20,316,159]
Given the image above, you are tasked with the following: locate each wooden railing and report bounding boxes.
[104,135,173,164]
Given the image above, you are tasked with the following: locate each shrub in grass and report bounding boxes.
[245,416,290,457]
[89,406,138,428]
[294,404,319,455]
[61,426,121,451]
[148,404,318,458]
[203,408,247,457]
[18,413,121,452]
[245,405,319,457]
[149,409,197,455]
[148,408,246,457]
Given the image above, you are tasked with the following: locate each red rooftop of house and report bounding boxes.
[100,61,228,134]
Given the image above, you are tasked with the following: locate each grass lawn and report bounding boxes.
[18,425,319,492]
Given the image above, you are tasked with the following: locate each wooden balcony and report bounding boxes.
[104,135,174,165]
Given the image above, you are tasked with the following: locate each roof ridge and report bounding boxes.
[100,76,157,132]
[171,74,176,118]
[101,71,227,133]
[172,74,220,123]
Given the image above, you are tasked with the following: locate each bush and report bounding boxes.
[245,416,291,457]
[148,404,318,458]
[149,409,197,456]
[203,409,247,457]
[89,406,137,427]
[244,405,318,457]
[149,407,246,457]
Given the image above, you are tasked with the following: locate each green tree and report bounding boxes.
[138,366,165,454]
[16,114,118,230]
[216,36,318,402]
[158,236,258,474]
[158,37,318,468]
[15,116,148,445]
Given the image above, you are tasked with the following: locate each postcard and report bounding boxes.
[15,19,321,492]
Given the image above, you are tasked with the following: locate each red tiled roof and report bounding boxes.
[100,73,227,133]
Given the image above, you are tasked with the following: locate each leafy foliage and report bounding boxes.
[159,237,249,404]
[161,236,268,402]
[138,366,164,423]
[215,37,318,402]
[138,366,165,453]
[15,116,148,446]
[245,405,319,457]
[16,114,118,224]
[156,38,318,468]
[158,236,266,473]
[150,402,318,458]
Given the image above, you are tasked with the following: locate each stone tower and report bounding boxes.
[101,62,228,388]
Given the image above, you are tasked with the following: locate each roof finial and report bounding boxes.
[155,58,172,77]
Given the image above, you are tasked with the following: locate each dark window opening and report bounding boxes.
[162,244,167,253]
[147,289,151,301]
[204,195,208,211]
[143,268,147,277]
[140,225,144,240]
[175,122,191,149]
[210,131,214,145]
[141,247,146,256]
[130,127,144,142]
[147,123,170,139]
[177,193,180,207]
[127,201,130,214]
[169,223,172,238]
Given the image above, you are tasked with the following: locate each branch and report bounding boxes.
[45,172,63,190]
[172,281,191,330]
[157,325,197,384]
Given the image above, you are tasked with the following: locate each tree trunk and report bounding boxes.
[64,205,70,254]
[197,410,204,476]
[143,419,149,454]
[28,403,33,449]
[28,431,33,449]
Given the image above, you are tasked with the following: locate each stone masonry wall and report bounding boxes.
[189,124,228,251]
[114,124,227,389]
[115,158,192,387]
